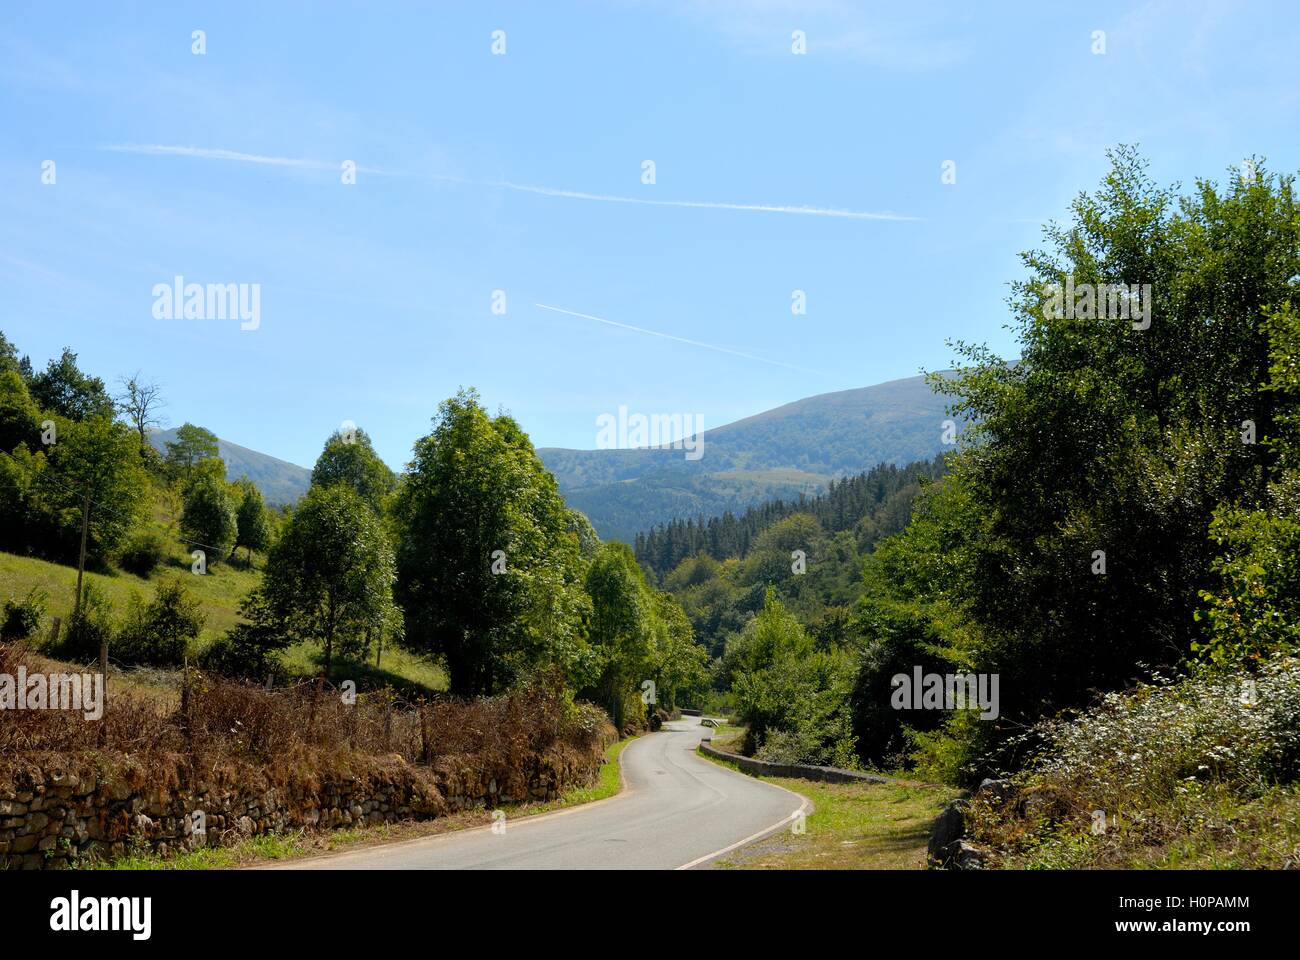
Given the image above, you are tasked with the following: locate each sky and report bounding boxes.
[2,0,1298,471]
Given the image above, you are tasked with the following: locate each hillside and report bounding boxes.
[149,427,312,506]
[539,373,953,541]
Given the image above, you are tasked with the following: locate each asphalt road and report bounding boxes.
[276,716,806,870]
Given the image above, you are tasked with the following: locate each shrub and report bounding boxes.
[117,530,168,577]
[116,578,206,667]
[199,590,291,680]
[58,584,115,663]
[1020,659,1300,800]
[962,658,1300,868]
[1,588,46,642]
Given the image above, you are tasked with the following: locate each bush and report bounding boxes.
[117,530,168,577]
[963,658,1300,867]
[1023,659,1300,799]
[116,578,206,667]
[58,584,115,663]
[198,590,291,680]
[1,588,46,642]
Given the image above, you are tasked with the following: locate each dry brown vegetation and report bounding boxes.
[1,640,615,836]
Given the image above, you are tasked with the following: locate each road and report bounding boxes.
[275,716,806,870]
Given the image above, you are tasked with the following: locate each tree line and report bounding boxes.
[634,456,946,579]
[682,148,1300,782]
[0,352,708,727]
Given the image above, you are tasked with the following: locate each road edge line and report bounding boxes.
[674,749,814,870]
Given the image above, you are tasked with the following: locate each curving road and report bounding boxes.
[275,717,805,870]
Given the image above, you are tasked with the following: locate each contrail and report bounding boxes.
[100,144,918,221]
[101,144,392,174]
[483,180,919,221]
[533,303,827,374]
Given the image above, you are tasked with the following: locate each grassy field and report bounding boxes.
[0,549,447,695]
[0,549,256,646]
[93,734,638,869]
[699,749,958,869]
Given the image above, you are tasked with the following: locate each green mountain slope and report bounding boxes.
[149,427,312,506]
[539,373,953,542]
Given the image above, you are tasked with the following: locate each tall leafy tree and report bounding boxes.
[28,347,114,421]
[34,415,145,563]
[393,389,590,696]
[0,370,41,453]
[233,477,271,565]
[180,475,238,565]
[583,542,655,727]
[868,148,1300,779]
[164,423,222,486]
[0,331,21,376]
[310,427,395,513]
[263,484,396,679]
[1196,303,1300,665]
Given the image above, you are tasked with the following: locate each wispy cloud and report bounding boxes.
[100,144,918,221]
[534,303,827,374]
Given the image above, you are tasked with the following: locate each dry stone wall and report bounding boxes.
[0,741,603,870]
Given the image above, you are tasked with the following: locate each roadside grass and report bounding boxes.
[88,833,307,870]
[698,748,959,869]
[704,722,745,754]
[87,734,640,870]
[998,785,1300,870]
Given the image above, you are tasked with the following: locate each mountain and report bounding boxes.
[539,373,954,542]
[149,428,312,506]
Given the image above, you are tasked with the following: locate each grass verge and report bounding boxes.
[698,747,959,869]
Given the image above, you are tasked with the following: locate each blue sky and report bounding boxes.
[3,1,1297,470]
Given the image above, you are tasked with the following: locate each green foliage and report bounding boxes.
[393,389,590,696]
[56,583,115,662]
[309,427,395,513]
[32,415,146,563]
[1196,475,1300,665]
[567,508,601,560]
[263,484,397,679]
[199,589,292,680]
[28,347,114,421]
[0,331,20,376]
[849,475,984,767]
[181,475,238,564]
[117,530,168,577]
[1195,303,1300,666]
[636,457,945,578]
[646,458,946,660]
[116,577,206,666]
[868,148,1300,783]
[729,589,858,767]
[966,659,1300,868]
[649,591,710,710]
[164,423,221,486]
[233,477,270,559]
[583,542,655,727]
[0,370,41,453]
[1,587,46,641]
